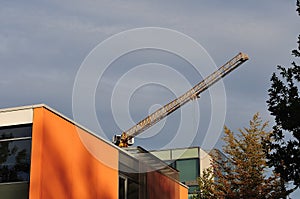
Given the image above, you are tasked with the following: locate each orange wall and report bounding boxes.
[147,171,187,199]
[147,171,175,198]
[29,107,118,199]
[179,184,188,199]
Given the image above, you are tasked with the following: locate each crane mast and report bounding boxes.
[113,52,249,147]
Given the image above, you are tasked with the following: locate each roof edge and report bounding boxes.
[0,104,146,160]
[0,104,47,113]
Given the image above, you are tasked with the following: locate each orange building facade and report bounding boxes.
[0,105,188,199]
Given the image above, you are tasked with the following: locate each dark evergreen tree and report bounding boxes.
[266,0,300,192]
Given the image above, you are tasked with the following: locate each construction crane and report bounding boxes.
[113,52,249,147]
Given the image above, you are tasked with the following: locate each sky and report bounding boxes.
[1,0,300,195]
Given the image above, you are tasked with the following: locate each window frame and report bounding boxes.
[0,124,32,184]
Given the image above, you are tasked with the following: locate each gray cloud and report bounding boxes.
[1,0,299,167]
[1,1,299,195]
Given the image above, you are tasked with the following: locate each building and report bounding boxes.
[0,104,188,199]
[150,147,213,198]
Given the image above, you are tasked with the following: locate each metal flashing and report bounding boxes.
[0,108,33,127]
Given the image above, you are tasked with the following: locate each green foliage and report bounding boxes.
[266,0,300,191]
[194,114,288,199]
[192,167,214,199]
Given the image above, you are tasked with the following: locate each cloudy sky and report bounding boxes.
[1,1,299,139]
[1,0,300,192]
[0,0,300,186]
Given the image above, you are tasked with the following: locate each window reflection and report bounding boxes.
[119,177,125,199]
[0,125,32,139]
[119,176,139,199]
[0,124,32,183]
[127,179,139,199]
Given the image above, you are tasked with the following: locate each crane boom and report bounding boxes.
[113,52,249,147]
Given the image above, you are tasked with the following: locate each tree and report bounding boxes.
[192,167,214,199]
[194,114,287,199]
[266,0,300,192]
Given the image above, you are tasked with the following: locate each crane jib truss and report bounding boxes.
[113,52,249,147]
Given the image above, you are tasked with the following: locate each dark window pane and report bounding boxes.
[119,177,125,199]
[0,124,32,139]
[127,179,139,199]
[0,182,29,199]
[0,124,32,183]
[0,139,31,183]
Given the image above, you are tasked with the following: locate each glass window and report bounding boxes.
[175,159,199,182]
[164,160,176,169]
[151,150,171,160]
[0,124,32,199]
[119,176,139,199]
[0,139,31,182]
[119,177,125,199]
[0,125,32,139]
[172,148,199,160]
[127,179,138,199]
